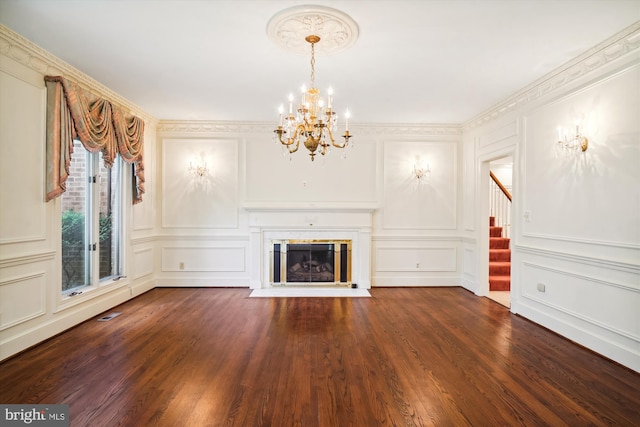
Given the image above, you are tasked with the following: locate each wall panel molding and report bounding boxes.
[0,272,46,330]
[0,251,55,268]
[157,234,249,242]
[518,245,639,276]
[521,261,639,341]
[477,120,518,151]
[520,232,640,251]
[372,235,461,242]
[161,138,239,229]
[132,248,154,280]
[375,247,457,272]
[161,247,246,272]
[130,235,158,245]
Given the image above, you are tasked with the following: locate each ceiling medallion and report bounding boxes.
[266,5,359,56]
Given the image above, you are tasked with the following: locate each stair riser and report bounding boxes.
[490,238,510,249]
[490,265,511,275]
[489,277,511,291]
[490,227,503,237]
[490,250,511,261]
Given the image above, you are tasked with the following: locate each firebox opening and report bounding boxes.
[270,239,352,286]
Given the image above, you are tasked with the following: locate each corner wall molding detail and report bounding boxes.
[0,24,156,123]
[464,22,640,130]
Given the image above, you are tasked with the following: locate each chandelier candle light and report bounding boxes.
[274,35,352,161]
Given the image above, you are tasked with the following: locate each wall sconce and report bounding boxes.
[413,156,431,181]
[188,153,208,177]
[557,124,589,153]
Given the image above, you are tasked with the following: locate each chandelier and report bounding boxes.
[273,35,352,161]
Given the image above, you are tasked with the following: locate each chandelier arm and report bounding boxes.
[276,130,295,147]
[326,127,347,148]
[276,128,301,153]
[286,141,300,154]
[288,126,306,153]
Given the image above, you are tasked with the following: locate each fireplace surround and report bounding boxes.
[245,204,374,289]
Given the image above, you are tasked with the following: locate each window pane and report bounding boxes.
[98,153,120,281]
[61,141,88,291]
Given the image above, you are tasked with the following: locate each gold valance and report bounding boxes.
[44,76,145,204]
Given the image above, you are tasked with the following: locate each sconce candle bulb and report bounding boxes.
[188,155,208,177]
[413,155,431,181]
[556,124,589,153]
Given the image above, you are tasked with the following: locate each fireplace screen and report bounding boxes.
[270,240,351,285]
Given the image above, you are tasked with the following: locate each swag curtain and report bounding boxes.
[44,76,145,204]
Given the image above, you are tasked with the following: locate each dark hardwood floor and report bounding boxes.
[1,287,639,426]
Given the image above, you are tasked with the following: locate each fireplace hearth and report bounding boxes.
[271,240,351,286]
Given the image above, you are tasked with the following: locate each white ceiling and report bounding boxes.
[1,0,639,124]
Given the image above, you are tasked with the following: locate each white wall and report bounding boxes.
[0,27,158,360]
[154,123,463,288]
[461,25,640,372]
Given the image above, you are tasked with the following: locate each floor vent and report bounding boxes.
[97,312,121,322]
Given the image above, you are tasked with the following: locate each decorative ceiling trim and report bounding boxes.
[464,22,640,130]
[0,24,157,124]
[267,5,359,56]
[157,120,462,137]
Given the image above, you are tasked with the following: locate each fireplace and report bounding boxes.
[271,240,352,286]
[245,204,374,289]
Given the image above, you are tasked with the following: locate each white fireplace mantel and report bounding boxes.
[244,203,376,289]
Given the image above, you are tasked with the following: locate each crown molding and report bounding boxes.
[157,120,462,137]
[464,22,640,131]
[0,24,157,124]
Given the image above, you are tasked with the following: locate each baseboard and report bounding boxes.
[0,284,142,362]
[371,276,460,287]
[514,299,640,373]
[154,277,250,287]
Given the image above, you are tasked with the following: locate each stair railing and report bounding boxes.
[489,171,512,239]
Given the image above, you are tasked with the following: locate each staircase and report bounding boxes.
[489,216,510,291]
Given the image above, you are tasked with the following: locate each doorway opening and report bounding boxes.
[487,156,513,308]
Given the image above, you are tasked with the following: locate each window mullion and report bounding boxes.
[88,152,100,287]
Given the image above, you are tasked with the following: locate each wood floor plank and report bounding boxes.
[1,287,639,426]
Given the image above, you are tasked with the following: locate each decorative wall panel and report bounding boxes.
[0,67,46,244]
[521,64,640,247]
[521,261,639,341]
[244,136,377,203]
[0,272,45,330]
[383,141,457,229]
[133,248,154,279]
[375,247,456,272]
[162,138,239,228]
[162,247,245,272]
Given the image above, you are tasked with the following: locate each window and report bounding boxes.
[61,140,123,294]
